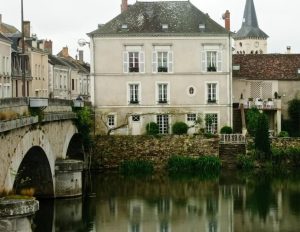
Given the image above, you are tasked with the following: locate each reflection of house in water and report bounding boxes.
[95,181,300,232]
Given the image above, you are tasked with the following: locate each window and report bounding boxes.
[157,83,168,104]
[207,83,217,103]
[72,79,75,91]
[201,49,222,72]
[2,57,5,74]
[132,115,140,122]
[129,84,139,104]
[107,115,115,127]
[159,221,169,232]
[187,86,196,96]
[130,223,140,232]
[123,49,145,73]
[187,113,196,122]
[205,113,218,134]
[152,50,173,73]
[157,114,169,134]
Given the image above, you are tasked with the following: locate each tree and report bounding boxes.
[246,108,261,136]
[288,99,300,136]
[255,113,270,157]
[172,122,188,135]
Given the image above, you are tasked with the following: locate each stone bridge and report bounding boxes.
[0,98,89,198]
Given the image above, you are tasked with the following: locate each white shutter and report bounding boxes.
[139,51,145,73]
[152,51,157,73]
[217,51,222,72]
[201,51,206,72]
[123,51,128,73]
[168,51,173,73]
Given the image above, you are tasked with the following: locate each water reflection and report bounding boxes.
[33,171,300,232]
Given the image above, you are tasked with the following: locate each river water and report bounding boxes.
[31,170,300,232]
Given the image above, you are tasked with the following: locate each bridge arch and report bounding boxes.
[6,129,56,195]
[13,146,54,197]
[61,123,79,160]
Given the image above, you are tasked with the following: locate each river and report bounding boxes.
[31,170,300,232]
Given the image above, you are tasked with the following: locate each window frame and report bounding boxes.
[152,47,173,73]
[123,46,145,74]
[127,82,141,105]
[201,45,222,73]
[107,114,116,128]
[156,114,170,134]
[204,112,219,134]
[205,81,219,104]
[156,82,170,104]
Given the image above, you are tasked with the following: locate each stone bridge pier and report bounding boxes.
[0,119,86,198]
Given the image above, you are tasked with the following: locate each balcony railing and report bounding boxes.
[219,134,246,144]
[239,98,281,110]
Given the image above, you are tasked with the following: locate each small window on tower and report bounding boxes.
[239,42,243,47]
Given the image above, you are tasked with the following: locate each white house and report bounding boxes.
[0,32,12,98]
[88,0,233,135]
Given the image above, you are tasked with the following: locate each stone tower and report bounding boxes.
[234,0,268,54]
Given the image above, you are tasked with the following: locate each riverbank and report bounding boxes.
[91,135,300,171]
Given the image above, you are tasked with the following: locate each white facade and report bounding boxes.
[0,37,12,98]
[91,36,232,135]
[234,38,267,54]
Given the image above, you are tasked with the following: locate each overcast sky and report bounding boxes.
[1,0,299,62]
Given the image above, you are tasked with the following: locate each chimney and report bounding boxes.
[61,46,69,58]
[44,40,53,54]
[23,21,30,38]
[78,50,84,62]
[121,0,128,13]
[223,10,230,31]
[287,46,291,54]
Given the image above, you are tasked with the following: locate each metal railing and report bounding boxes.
[219,134,246,144]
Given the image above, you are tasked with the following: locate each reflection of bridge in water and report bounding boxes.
[0,98,87,198]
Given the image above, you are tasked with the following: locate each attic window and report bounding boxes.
[199,24,205,30]
[121,24,128,29]
[162,24,168,29]
[233,64,240,71]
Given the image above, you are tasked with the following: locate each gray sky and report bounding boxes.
[1,0,299,62]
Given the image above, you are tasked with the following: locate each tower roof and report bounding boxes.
[235,0,268,39]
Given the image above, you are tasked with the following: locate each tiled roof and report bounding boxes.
[233,54,300,80]
[234,0,268,39]
[89,1,228,37]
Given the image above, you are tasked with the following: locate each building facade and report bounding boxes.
[0,32,12,98]
[89,1,232,135]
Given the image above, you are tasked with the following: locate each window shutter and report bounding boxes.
[123,51,128,73]
[217,51,222,72]
[139,51,145,73]
[168,51,173,73]
[152,51,157,73]
[201,51,206,72]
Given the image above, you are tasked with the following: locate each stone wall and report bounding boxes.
[92,135,219,170]
[271,137,300,148]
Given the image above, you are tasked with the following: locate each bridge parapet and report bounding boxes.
[0,116,38,133]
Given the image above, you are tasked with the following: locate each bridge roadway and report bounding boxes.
[0,98,87,198]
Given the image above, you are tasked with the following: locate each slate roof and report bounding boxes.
[49,54,69,67]
[88,1,228,37]
[0,32,11,43]
[234,0,268,39]
[233,54,300,80]
[0,22,21,37]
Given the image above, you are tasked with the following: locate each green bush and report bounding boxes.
[146,122,159,135]
[287,147,300,166]
[255,113,270,157]
[220,126,233,134]
[172,122,188,135]
[167,155,221,174]
[246,108,261,136]
[278,131,289,137]
[271,147,287,166]
[236,154,255,170]
[120,160,154,175]
[288,99,300,136]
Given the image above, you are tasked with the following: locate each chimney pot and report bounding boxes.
[223,10,230,31]
[78,50,84,62]
[23,21,31,38]
[121,0,128,13]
